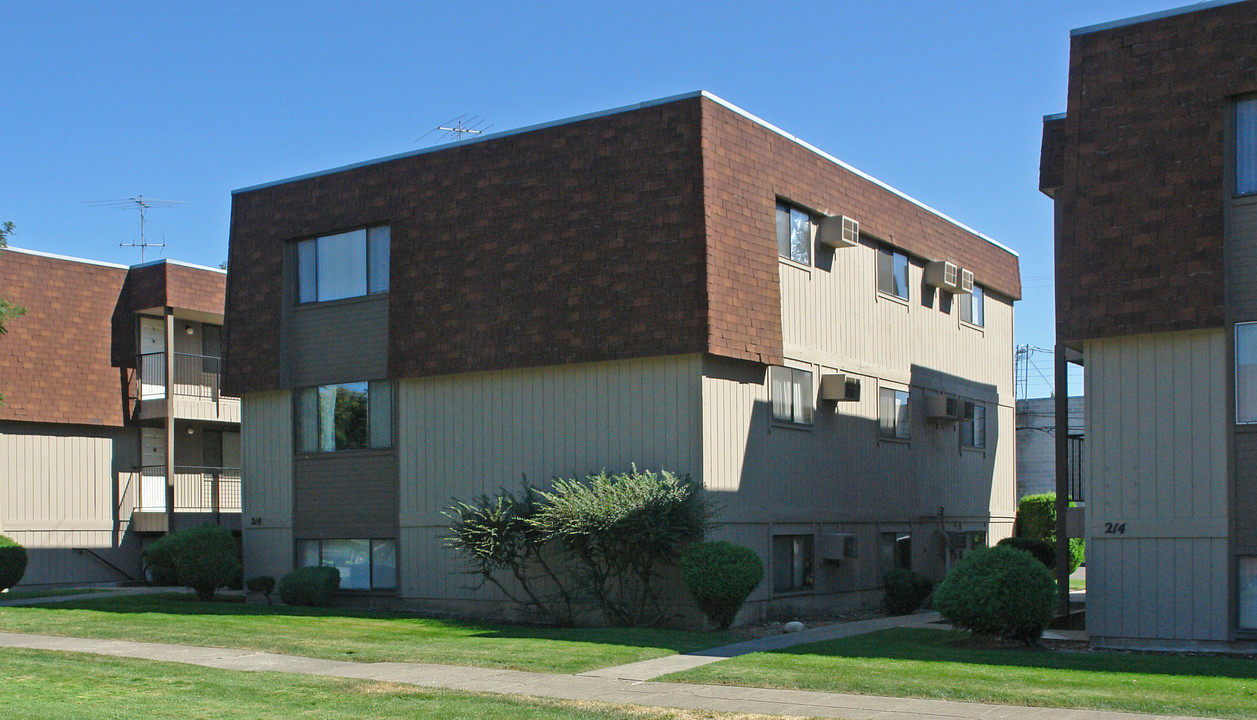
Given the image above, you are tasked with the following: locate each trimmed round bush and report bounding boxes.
[933,545,1056,645]
[0,534,29,591]
[883,568,934,615]
[1015,493,1056,541]
[279,566,341,607]
[142,523,241,601]
[246,575,276,603]
[996,536,1055,569]
[680,541,764,629]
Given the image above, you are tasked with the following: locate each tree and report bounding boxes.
[0,221,26,337]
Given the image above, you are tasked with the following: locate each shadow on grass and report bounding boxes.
[19,592,730,654]
[776,628,1257,680]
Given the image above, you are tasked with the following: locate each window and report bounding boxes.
[877,246,909,300]
[297,538,397,591]
[776,202,813,265]
[297,225,390,303]
[770,366,813,425]
[1240,557,1257,630]
[880,532,911,572]
[878,387,910,439]
[1237,98,1257,196]
[960,400,986,449]
[772,534,814,592]
[960,285,984,327]
[296,381,393,452]
[1239,323,1257,423]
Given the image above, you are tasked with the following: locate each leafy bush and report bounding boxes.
[1069,537,1086,574]
[680,541,763,629]
[996,537,1055,569]
[446,466,712,626]
[0,534,28,591]
[1015,493,1057,541]
[278,566,341,607]
[933,545,1056,645]
[142,523,240,601]
[883,568,934,615]
[246,575,276,604]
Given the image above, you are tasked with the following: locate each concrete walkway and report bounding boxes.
[0,628,1210,720]
[0,585,190,607]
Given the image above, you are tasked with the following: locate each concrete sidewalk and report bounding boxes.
[0,585,190,607]
[0,631,1210,720]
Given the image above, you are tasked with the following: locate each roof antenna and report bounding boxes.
[415,114,494,146]
[85,195,187,263]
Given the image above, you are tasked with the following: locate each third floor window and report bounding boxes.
[297,225,390,303]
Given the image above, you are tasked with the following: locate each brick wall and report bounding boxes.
[1055,1,1257,343]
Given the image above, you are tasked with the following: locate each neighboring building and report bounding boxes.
[1015,396,1083,499]
[226,91,1021,620]
[0,248,240,586]
[1042,0,1257,649]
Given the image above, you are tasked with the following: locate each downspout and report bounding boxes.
[1054,344,1070,617]
[164,307,176,534]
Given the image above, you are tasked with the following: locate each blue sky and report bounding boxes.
[1,1,1200,396]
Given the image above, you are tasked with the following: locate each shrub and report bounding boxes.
[278,566,340,607]
[883,568,934,615]
[680,541,763,629]
[142,523,240,601]
[1015,493,1057,541]
[143,534,180,586]
[1069,537,1086,574]
[446,466,713,626]
[0,535,28,591]
[246,575,276,604]
[933,545,1056,645]
[996,537,1055,568]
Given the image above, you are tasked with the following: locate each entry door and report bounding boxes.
[139,317,165,400]
[140,427,166,511]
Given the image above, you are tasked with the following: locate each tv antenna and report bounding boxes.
[416,114,494,145]
[85,195,187,263]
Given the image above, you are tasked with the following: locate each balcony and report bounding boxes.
[130,465,241,533]
[136,352,241,423]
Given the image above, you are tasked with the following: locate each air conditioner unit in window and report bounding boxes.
[958,268,974,295]
[924,260,960,291]
[818,215,859,249]
[819,532,857,562]
[819,373,861,402]
[926,394,961,421]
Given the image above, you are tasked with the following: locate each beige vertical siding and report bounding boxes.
[395,355,703,601]
[240,392,294,581]
[1084,330,1229,644]
[0,422,140,584]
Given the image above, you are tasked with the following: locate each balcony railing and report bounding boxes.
[1067,433,1085,503]
[136,465,241,513]
[137,352,238,402]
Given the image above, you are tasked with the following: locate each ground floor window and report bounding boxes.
[947,530,987,568]
[880,531,911,572]
[772,534,814,592]
[296,538,397,591]
[1240,557,1257,630]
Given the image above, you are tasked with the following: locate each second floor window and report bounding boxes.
[877,246,909,301]
[770,365,813,425]
[1238,97,1257,196]
[961,400,986,449]
[297,225,390,303]
[296,380,393,452]
[776,202,813,265]
[960,285,985,327]
[879,387,910,439]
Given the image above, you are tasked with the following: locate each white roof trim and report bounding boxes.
[1043,112,1067,122]
[234,90,1015,258]
[6,247,225,274]
[1071,0,1245,36]
[6,246,129,270]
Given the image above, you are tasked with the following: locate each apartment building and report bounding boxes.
[226,91,1020,619]
[1042,0,1257,649]
[0,248,240,586]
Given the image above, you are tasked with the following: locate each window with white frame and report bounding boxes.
[877,246,909,300]
[1237,97,1257,197]
[878,387,910,439]
[772,534,814,592]
[880,532,912,572]
[297,538,397,591]
[1238,322,1257,423]
[297,225,390,303]
[776,202,813,265]
[295,381,393,452]
[770,366,813,425]
[960,285,985,327]
[960,400,986,449]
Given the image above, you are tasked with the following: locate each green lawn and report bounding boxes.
[0,648,771,720]
[1069,579,1085,591]
[0,593,731,674]
[0,587,115,601]
[662,628,1257,719]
